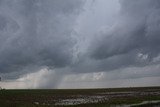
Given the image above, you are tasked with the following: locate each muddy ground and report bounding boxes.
[0,87,160,107]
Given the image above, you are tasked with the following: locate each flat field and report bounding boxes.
[0,87,160,107]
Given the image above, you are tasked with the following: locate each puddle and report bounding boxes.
[39,91,160,106]
[55,99,160,106]
[55,95,108,105]
[111,100,160,107]
[34,102,39,105]
[130,100,160,107]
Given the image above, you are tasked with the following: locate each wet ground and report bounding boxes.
[54,91,160,106]
[0,87,160,107]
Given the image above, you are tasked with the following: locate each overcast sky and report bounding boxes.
[0,0,160,89]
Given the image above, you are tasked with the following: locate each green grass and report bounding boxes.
[0,86,160,107]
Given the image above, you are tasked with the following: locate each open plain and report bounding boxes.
[0,87,160,107]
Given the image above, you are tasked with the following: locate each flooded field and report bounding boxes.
[54,91,160,106]
[0,87,160,107]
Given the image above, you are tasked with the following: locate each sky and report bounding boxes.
[0,0,160,89]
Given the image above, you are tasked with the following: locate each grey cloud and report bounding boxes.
[1,0,160,89]
[89,0,160,69]
[0,0,84,75]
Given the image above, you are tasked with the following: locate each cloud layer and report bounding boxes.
[0,0,160,88]
[89,0,160,71]
[0,0,84,76]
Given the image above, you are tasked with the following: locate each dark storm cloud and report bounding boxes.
[89,0,160,70]
[1,0,160,89]
[1,0,160,78]
[0,0,84,74]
